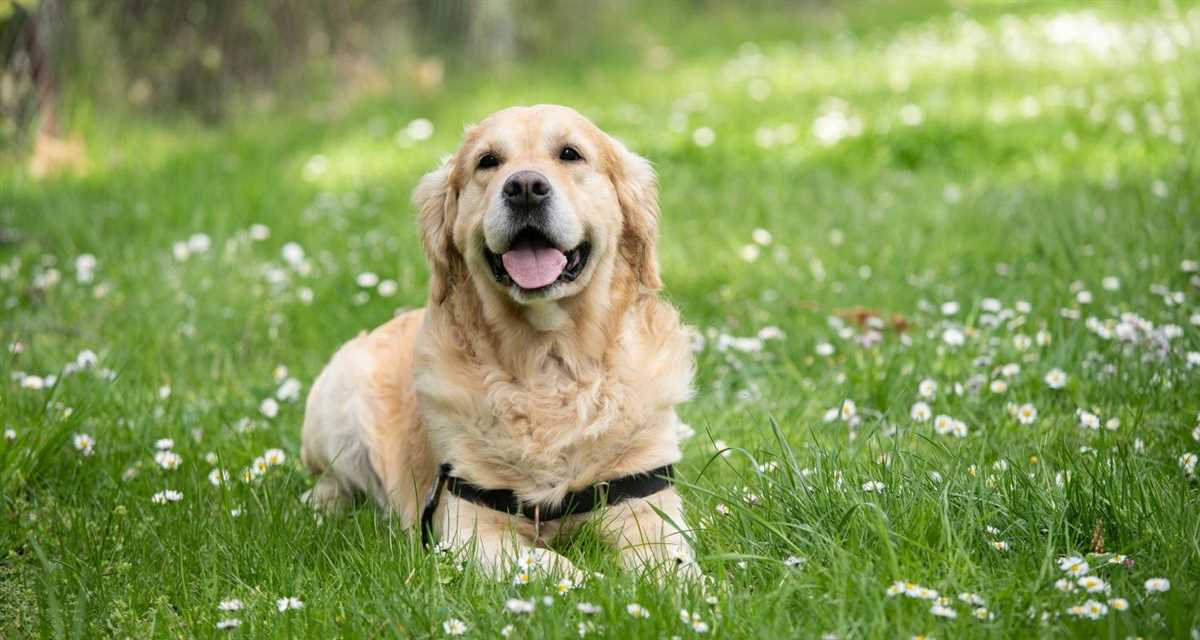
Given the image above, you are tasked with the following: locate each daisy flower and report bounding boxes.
[73,433,95,456]
[505,598,536,614]
[1016,403,1037,425]
[1179,453,1197,477]
[154,450,182,470]
[218,598,244,611]
[151,489,183,504]
[989,379,1008,394]
[576,602,601,615]
[355,272,379,288]
[972,607,994,621]
[626,603,651,619]
[209,468,230,486]
[555,578,574,594]
[933,415,954,435]
[958,593,985,606]
[1078,600,1108,619]
[263,448,287,466]
[1054,578,1075,593]
[442,618,467,635]
[1144,578,1170,593]
[1077,576,1108,593]
[215,619,241,630]
[1058,556,1089,577]
[929,604,957,619]
[155,438,175,450]
[840,399,857,421]
[918,379,937,398]
[862,480,885,493]
[679,609,709,633]
[276,596,303,612]
[910,402,931,422]
[1077,411,1101,430]
[991,540,1010,552]
[1044,369,1067,389]
[259,397,280,419]
[950,420,968,438]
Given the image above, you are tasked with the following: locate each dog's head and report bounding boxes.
[413,105,661,317]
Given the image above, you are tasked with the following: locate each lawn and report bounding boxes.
[2,1,1200,637]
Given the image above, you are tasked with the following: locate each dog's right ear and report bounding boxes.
[413,159,460,304]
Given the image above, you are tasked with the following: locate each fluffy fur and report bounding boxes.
[301,105,696,578]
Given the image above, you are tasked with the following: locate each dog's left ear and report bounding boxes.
[608,138,663,291]
[413,159,461,305]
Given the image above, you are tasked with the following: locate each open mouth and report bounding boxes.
[484,228,590,293]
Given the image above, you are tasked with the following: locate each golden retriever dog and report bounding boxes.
[300,104,695,580]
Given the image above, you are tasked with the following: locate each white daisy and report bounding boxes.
[934,415,954,435]
[276,596,304,612]
[840,399,857,421]
[218,599,244,611]
[626,603,651,619]
[154,450,182,470]
[442,618,467,635]
[73,433,95,456]
[1144,578,1170,593]
[1016,403,1037,425]
[151,489,183,504]
[930,604,957,618]
[576,602,601,615]
[910,402,931,422]
[505,598,536,614]
[1058,556,1089,577]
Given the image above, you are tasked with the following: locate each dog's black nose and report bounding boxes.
[502,171,551,210]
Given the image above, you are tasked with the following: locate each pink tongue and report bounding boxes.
[501,240,567,289]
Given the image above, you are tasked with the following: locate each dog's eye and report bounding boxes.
[477,153,500,170]
[558,146,583,162]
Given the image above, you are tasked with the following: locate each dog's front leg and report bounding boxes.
[601,488,699,580]
[435,495,581,581]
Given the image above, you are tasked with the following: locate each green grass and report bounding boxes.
[3,0,1200,637]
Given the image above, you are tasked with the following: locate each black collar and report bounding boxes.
[421,463,675,546]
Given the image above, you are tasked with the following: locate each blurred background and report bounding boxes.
[3,0,662,170]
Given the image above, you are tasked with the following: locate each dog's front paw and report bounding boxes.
[302,476,351,513]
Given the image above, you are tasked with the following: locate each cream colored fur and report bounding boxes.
[301,105,696,580]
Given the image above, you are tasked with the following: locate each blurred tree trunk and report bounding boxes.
[468,0,515,62]
[412,0,516,62]
[29,0,62,137]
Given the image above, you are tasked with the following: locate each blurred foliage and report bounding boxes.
[1,0,622,144]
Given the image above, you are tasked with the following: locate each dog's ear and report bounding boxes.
[413,159,460,304]
[609,138,663,291]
